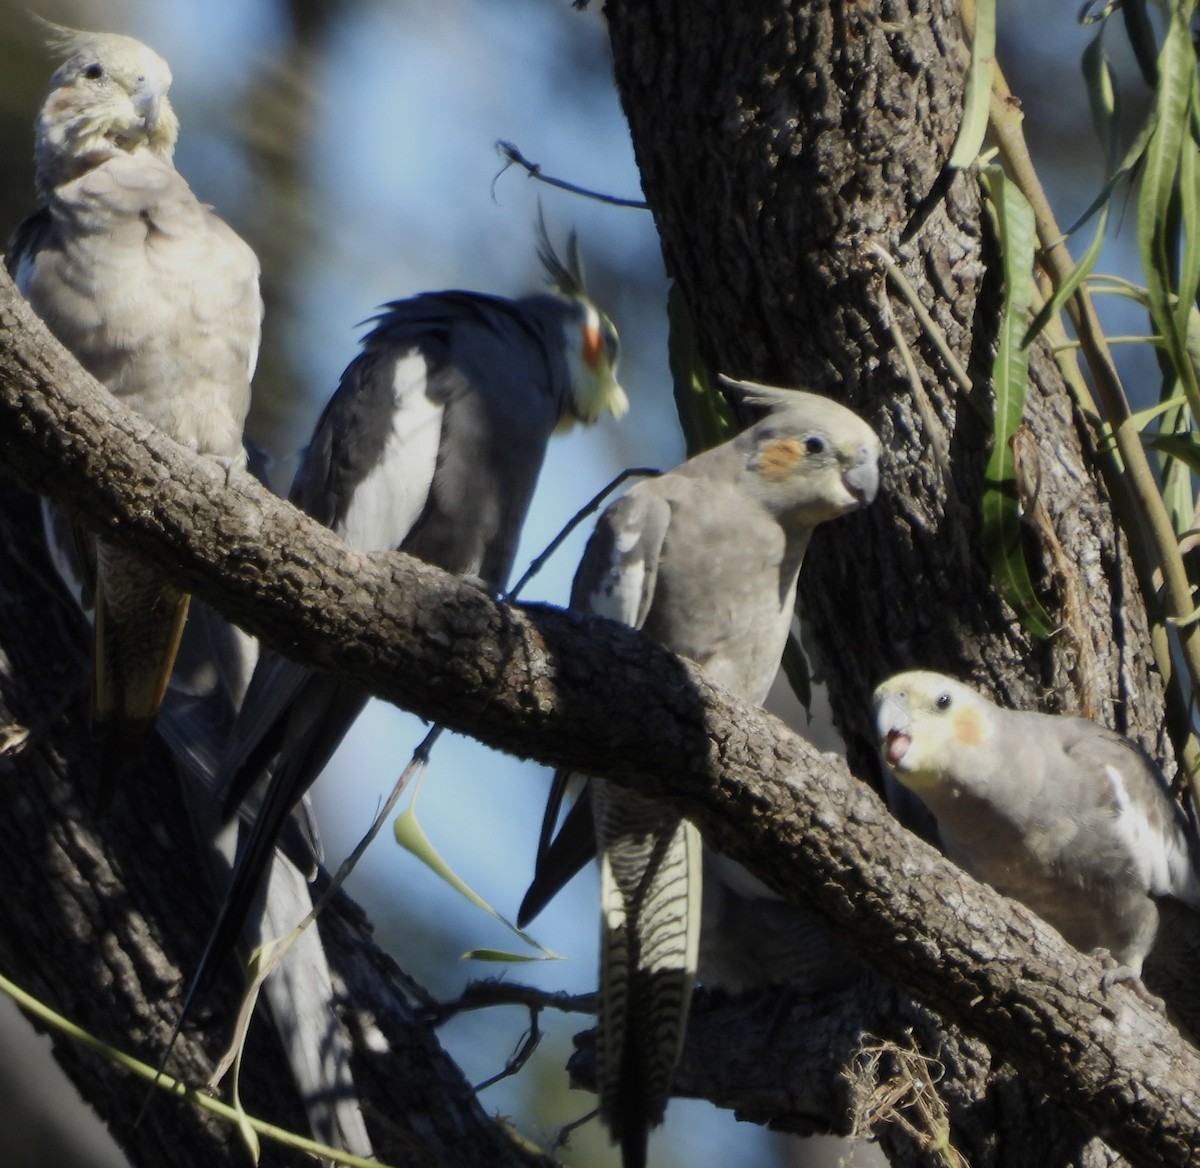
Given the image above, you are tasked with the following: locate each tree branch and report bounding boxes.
[2,263,1198,1166]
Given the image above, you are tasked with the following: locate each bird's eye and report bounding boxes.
[936,692,952,710]
[83,63,104,81]
[602,320,620,366]
[804,435,825,455]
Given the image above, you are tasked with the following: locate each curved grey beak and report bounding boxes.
[844,449,880,506]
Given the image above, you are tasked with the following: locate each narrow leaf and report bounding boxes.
[667,282,734,456]
[980,166,1056,639]
[1137,5,1193,379]
[1063,106,1158,236]
[1121,0,1160,88]
[1143,429,1200,475]
[394,805,560,958]
[949,0,995,169]
[461,948,546,963]
[1081,30,1119,173]
[1176,92,1200,347]
[779,631,812,718]
[1024,199,1107,347]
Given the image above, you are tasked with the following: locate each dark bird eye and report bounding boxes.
[83,63,104,80]
[602,322,619,365]
[936,692,952,710]
[804,435,825,455]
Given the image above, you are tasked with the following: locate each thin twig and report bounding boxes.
[493,140,649,209]
[429,980,596,1025]
[210,726,444,1091]
[506,467,660,601]
[473,1012,544,1093]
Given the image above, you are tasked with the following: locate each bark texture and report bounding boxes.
[3,271,1200,1167]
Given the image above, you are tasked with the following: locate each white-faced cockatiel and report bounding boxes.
[166,223,628,1055]
[5,25,262,807]
[874,670,1200,980]
[524,380,880,1168]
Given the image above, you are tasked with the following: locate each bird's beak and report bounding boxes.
[883,728,911,767]
[133,86,164,133]
[875,694,912,767]
[843,449,880,507]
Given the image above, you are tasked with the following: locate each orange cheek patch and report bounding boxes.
[952,707,984,747]
[582,323,602,369]
[758,438,802,481]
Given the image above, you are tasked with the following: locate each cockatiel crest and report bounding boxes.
[33,22,179,195]
[535,211,627,428]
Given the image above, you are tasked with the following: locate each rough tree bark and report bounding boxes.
[0,2,1194,1167]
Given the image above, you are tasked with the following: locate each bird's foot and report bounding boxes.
[1091,950,1166,1012]
[206,451,247,486]
[458,573,499,599]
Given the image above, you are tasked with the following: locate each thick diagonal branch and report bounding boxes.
[2,269,1199,1166]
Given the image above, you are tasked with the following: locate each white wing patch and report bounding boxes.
[1103,763,1197,901]
[338,351,444,553]
[588,541,646,627]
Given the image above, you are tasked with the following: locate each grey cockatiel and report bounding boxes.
[527,381,880,1168]
[874,671,1200,978]
[165,225,628,1055]
[5,26,262,806]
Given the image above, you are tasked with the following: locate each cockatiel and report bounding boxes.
[6,26,262,806]
[166,224,628,1057]
[526,381,880,1168]
[874,670,1200,978]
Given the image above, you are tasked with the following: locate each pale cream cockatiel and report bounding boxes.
[527,381,881,1168]
[874,671,1200,979]
[6,26,262,805]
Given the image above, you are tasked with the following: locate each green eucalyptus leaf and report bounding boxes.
[394,805,559,959]
[949,0,995,169]
[667,282,734,457]
[1137,5,1193,381]
[980,166,1056,640]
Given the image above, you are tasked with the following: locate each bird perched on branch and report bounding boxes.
[873,670,1200,980]
[6,25,262,807]
[524,379,880,1168]
[167,223,628,1053]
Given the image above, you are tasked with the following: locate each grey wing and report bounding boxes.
[292,340,443,550]
[519,489,673,925]
[1064,725,1200,908]
[571,488,672,628]
[5,206,54,288]
[578,490,700,1167]
[402,311,563,587]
